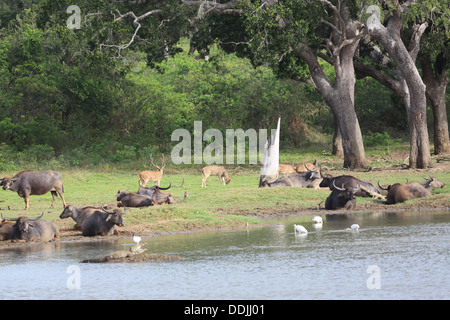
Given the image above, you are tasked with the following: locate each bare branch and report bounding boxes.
[100,9,161,58]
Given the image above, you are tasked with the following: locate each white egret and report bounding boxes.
[294,224,308,234]
[346,224,360,232]
[312,216,323,224]
[132,232,141,245]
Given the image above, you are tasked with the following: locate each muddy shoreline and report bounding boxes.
[1,200,449,251]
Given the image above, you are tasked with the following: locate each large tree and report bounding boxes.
[365,0,433,168]
[356,0,449,159]
[184,0,369,169]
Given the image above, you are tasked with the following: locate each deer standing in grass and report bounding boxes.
[139,154,166,187]
[201,165,231,188]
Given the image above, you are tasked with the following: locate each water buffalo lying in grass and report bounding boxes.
[1,170,66,210]
[260,166,322,188]
[325,181,360,210]
[378,181,431,204]
[117,188,176,207]
[117,190,154,207]
[59,205,100,230]
[81,207,125,237]
[409,176,445,190]
[1,212,60,242]
[319,173,381,197]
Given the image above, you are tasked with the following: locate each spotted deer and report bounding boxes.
[138,154,166,187]
[201,165,231,188]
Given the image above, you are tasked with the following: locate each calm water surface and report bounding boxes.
[0,211,449,300]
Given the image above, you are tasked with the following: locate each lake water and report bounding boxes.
[0,210,449,300]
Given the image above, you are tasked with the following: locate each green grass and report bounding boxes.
[1,144,449,237]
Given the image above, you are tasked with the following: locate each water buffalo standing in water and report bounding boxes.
[1,170,66,210]
[2,212,60,242]
[81,207,125,237]
[325,181,360,210]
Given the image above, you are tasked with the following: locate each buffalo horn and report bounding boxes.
[29,212,44,221]
[1,213,18,221]
[377,180,388,190]
[158,182,172,190]
[332,180,346,191]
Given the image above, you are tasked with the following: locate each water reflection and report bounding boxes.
[0,211,449,300]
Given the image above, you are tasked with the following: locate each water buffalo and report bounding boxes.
[410,176,445,190]
[81,207,125,237]
[59,205,100,230]
[117,190,154,207]
[151,189,176,205]
[378,181,431,204]
[319,172,381,197]
[1,212,60,242]
[119,186,175,207]
[325,181,360,210]
[260,166,322,188]
[137,183,171,198]
[1,170,66,210]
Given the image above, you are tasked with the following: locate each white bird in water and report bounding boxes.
[312,216,323,224]
[294,224,308,234]
[346,224,360,232]
[132,232,141,245]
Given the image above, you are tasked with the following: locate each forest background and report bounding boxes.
[0,0,448,171]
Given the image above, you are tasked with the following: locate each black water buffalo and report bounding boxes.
[137,183,171,198]
[325,181,360,210]
[117,190,154,207]
[119,187,175,207]
[1,170,66,210]
[260,166,322,188]
[319,173,381,197]
[2,212,60,242]
[81,207,125,237]
[378,181,431,204]
[60,205,99,230]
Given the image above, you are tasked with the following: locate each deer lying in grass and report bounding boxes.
[201,165,231,188]
[138,154,166,187]
[278,164,297,175]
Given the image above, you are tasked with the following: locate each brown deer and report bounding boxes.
[138,154,166,187]
[201,165,231,188]
[278,164,297,175]
[295,160,318,173]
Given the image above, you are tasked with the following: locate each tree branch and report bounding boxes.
[100,9,162,58]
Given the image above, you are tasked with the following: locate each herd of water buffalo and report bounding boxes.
[0,164,446,243]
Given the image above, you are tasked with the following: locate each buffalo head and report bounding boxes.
[333,181,360,200]
[1,177,18,190]
[102,207,125,227]
[1,212,44,233]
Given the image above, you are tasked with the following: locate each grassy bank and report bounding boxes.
[0,146,449,244]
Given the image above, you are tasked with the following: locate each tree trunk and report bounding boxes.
[421,54,450,155]
[332,119,343,157]
[295,2,367,169]
[368,15,431,168]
